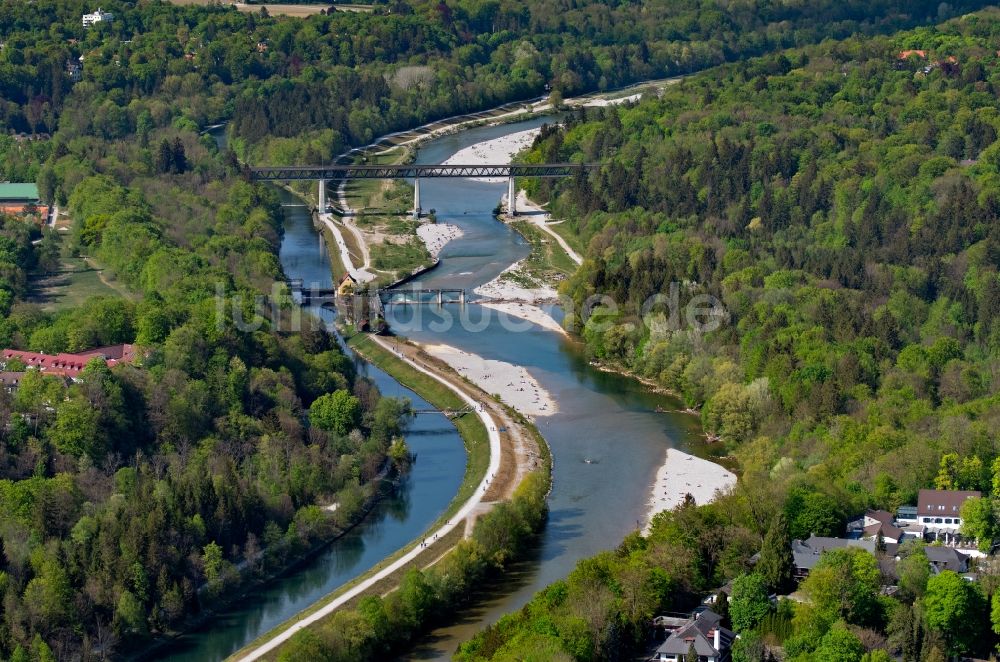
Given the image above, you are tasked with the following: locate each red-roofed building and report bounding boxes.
[1,344,139,378]
[899,49,927,59]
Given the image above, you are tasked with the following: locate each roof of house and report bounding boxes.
[860,511,904,541]
[863,521,904,542]
[0,183,39,201]
[899,49,927,59]
[792,535,896,571]
[0,371,24,385]
[924,546,970,573]
[917,490,980,516]
[655,609,735,657]
[75,344,136,362]
[1,344,137,377]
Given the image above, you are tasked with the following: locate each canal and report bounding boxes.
[149,188,469,661]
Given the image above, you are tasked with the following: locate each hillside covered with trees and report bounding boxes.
[466,10,1000,660]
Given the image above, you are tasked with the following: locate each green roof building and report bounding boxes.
[0,183,39,202]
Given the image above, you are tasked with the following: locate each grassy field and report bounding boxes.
[28,256,128,312]
[543,219,587,257]
[225,330,490,661]
[512,219,579,279]
[166,1,373,17]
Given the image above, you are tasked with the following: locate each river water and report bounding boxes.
[388,118,709,659]
[162,117,708,660]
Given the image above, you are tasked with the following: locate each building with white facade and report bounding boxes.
[82,8,113,27]
[917,489,980,542]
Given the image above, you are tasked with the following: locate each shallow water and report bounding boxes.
[387,119,705,659]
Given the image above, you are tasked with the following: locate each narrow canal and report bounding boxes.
[160,115,711,661]
[149,190,468,661]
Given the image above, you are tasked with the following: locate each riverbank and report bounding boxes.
[441,127,542,181]
[420,342,558,418]
[417,222,463,258]
[643,449,737,533]
[508,190,585,266]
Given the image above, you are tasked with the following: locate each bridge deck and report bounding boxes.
[251,163,598,181]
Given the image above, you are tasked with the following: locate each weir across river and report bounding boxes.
[249,163,598,218]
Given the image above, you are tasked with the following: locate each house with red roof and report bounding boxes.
[0,344,139,379]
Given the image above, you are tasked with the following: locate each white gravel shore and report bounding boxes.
[420,342,557,418]
[644,449,737,533]
[583,92,642,107]
[417,223,463,258]
[441,128,542,181]
[473,259,558,302]
[476,301,565,335]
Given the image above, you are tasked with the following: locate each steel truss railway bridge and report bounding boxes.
[249,163,598,218]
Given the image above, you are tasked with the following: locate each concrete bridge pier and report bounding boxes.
[413,177,421,219]
[318,179,327,213]
[507,176,516,216]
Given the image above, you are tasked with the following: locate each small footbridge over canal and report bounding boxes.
[287,280,467,307]
[410,404,475,419]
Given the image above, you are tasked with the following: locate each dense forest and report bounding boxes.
[463,10,1000,661]
[0,1,420,659]
[2,0,991,174]
[0,0,998,658]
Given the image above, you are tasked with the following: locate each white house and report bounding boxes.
[917,489,980,543]
[82,8,113,27]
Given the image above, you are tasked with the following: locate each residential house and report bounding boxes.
[337,272,358,296]
[917,489,980,543]
[65,59,82,82]
[0,371,24,393]
[791,535,896,581]
[924,546,971,574]
[82,8,113,27]
[848,510,906,544]
[654,609,735,662]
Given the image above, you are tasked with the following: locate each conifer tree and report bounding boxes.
[757,513,794,593]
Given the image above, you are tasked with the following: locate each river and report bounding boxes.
[386,118,710,659]
[162,115,712,661]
